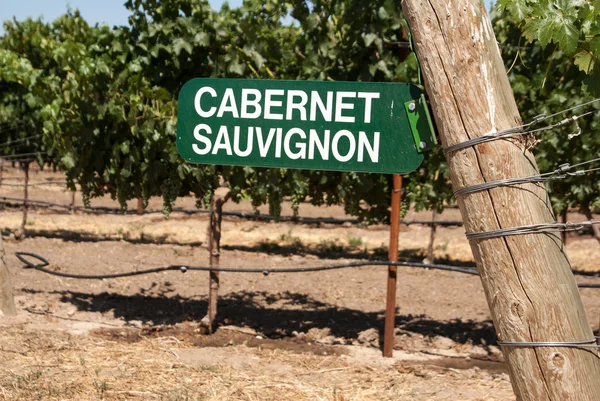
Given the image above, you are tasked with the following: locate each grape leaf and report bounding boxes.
[172,38,192,56]
[574,49,595,73]
[497,0,532,22]
[583,67,600,94]
[524,1,580,55]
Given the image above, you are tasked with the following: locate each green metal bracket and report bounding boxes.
[404,18,423,87]
[405,94,437,153]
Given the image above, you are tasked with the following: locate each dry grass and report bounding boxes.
[0,325,513,401]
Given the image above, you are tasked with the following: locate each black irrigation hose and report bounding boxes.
[15,251,600,288]
[16,252,178,279]
[16,251,479,279]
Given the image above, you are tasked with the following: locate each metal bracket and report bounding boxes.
[405,94,437,153]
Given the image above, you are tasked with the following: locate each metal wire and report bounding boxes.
[0,196,117,214]
[454,158,600,197]
[0,152,47,160]
[499,338,600,349]
[0,181,68,187]
[443,126,525,154]
[0,134,43,148]
[569,156,600,170]
[454,175,554,197]
[0,121,31,134]
[444,100,600,154]
[0,195,465,227]
[1,158,38,164]
[533,98,600,124]
[465,221,600,241]
[385,41,531,51]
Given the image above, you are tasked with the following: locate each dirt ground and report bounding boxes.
[1,167,600,400]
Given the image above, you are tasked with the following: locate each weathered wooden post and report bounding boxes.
[70,190,76,211]
[17,162,30,239]
[425,209,437,264]
[401,0,600,398]
[0,235,16,316]
[201,188,231,333]
[137,197,143,215]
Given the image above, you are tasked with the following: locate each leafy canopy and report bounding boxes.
[497,0,600,94]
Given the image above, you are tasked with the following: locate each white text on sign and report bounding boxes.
[192,86,381,163]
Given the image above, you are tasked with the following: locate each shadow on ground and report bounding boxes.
[222,243,478,267]
[2,228,205,247]
[23,288,497,349]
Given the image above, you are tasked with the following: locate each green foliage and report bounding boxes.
[0,47,58,168]
[282,0,453,221]
[0,0,454,223]
[2,9,219,214]
[6,0,597,226]
[497,0,600,94]
[494,12,600,217]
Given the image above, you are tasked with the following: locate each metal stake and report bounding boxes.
[383,174,402,357]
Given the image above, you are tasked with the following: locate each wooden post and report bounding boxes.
[0,234,16,316]
[137,197,143,215]
[425,209,437,264]
[401,0,600,399]
[71,190,76,211]
[202,189,231,333]
[18,163,29,239]
[383,174,402,357]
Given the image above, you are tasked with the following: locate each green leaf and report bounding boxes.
[61,153,76,169]
[120,141,130,155]
[583,66,600,94]
[591,36,600,54]
[24,93,38,108]
[194,32,210,46]
[362,33,378,47]
[251,51,265,69]
[172,38,193,56]
[497,0,531,21]
[377,7,389,20]
[112,40,123,53]
[574,49,595,73]
[228,60,245,75]
[524,0,581,55]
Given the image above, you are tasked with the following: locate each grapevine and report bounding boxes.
[4,0,596,226]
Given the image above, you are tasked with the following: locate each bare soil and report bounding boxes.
[0,167,599,400]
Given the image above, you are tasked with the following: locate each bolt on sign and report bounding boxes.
[177,78,435,174]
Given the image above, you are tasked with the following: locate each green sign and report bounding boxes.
[177,78,432,174]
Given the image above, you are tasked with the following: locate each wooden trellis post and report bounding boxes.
[202,189,231,333]
[0,235,16,316]
[401,0,600,398]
